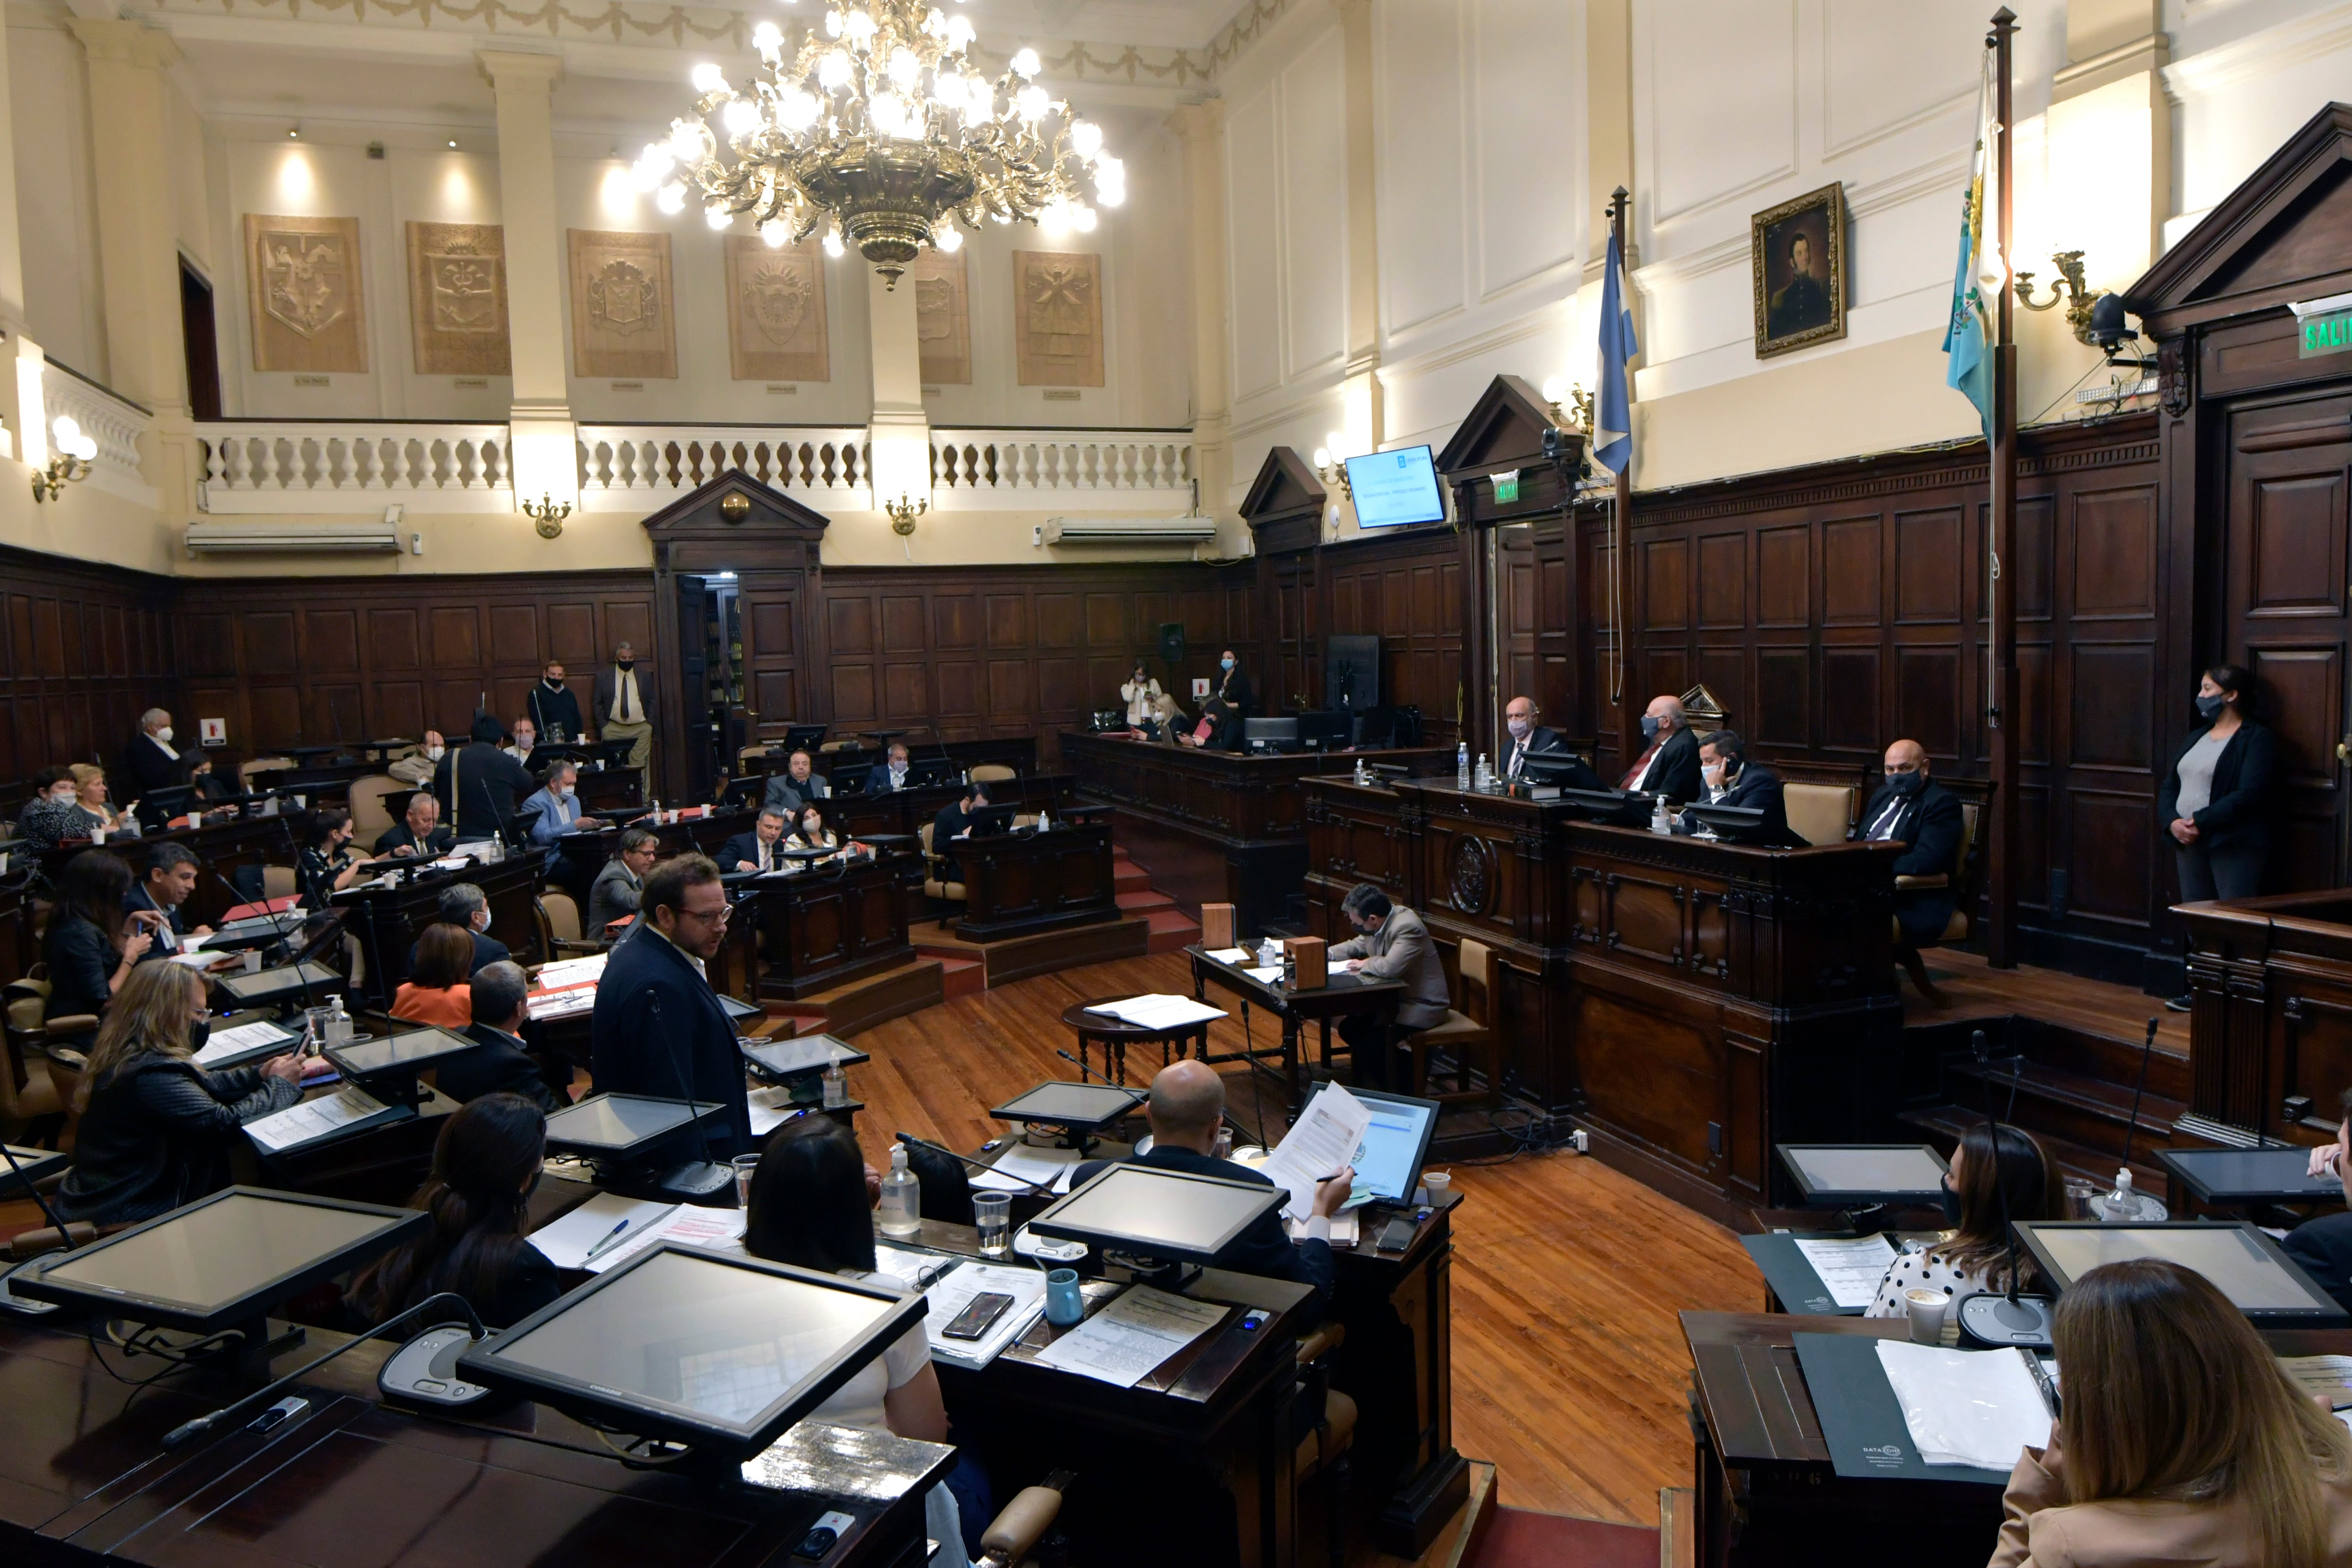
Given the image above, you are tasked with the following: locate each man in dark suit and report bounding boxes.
[435,715,537,841]
[1679,730,1799,846]
[589,854,751,1156]
[374,792,456,859]
[409,883,512,977]
[121,708,189,797]
[2288,1092,2352,1317]
[526,661,587,747]
[1618,694,1704,804]
[125,842,210,963]
[932,780,990,844]
[865,741,914,794]
[761,749,830,816]
[437,961,564,1113]
[592,641,655,772]
[1852,737,1964,1006]
[1500,696,1571,784]
[1073,1059,1347,1315]
[720,808,791,874]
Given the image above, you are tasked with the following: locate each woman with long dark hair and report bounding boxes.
[299,808,363,906]
[392,921,475,1028]
[2159,662,2275,905]
[347,1093,558,1331]
[1991,1258,2352,1566]
[57,962,304,1225]
[42,850,157,1044]
[1864,1122,2060,1318]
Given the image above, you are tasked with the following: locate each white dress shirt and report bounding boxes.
[612,666,643,724]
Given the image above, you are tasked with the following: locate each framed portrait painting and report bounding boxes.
[1750,183,1846,359]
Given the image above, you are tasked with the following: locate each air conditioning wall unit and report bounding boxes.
[185,522,403,555]
[1042,516,1216,545]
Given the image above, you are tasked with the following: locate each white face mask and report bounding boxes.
[155,726,174,744]
[560,786,576,800]
[425,745,445,762]
[50,787,76,804]
[1506,717,1530,739]
[1703,761,1725,788]
[471,911,488,932]
[515,734,533,749]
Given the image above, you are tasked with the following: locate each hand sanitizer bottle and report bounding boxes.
[878,1145,922,1237]
[1456,742,1470,789]
[1650,794,1673,835]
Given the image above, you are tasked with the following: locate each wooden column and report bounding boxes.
[1987,8,2021,968]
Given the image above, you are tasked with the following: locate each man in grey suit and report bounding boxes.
[592,641,656,773]
[1327,882,1453,1090]
[762,748,831,816]
[588,828,658,936]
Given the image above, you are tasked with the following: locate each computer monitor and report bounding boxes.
[741,1035,872,1082]
[1027,1163,1286,1264]
[215,962,343,1011]
[543,1094,730,1162]
[1684,803,1775,844]
[1319,1085,1440,1205]
[1557,788,1649,826]
[964,804,1018,837]
[1243,717,1299,755]
[990,1081,1146,1136]
[1342,447,1446,529]
[780,724,828,754]
[324,1027,479,1091]
[1518,755,1595,790]
[137,786,197,831]
[1777,1144,1951,1207]
[2013,1220,2350,1325]
[16,1187,427,1333]
[0,1145,69,1194]
[1295,712,1353,752]
[457,1245,925,1456]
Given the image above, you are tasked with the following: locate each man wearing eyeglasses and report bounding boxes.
[588,853,753,1155]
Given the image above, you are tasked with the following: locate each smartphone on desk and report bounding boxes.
[941,1291,1017,1341]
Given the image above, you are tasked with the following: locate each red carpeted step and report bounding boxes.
[1114,889,1174,912]
[1113,863,1152,892]
[1466,1507,1659,1568]
[937,956,985,1000]
[1144,906,1200,955]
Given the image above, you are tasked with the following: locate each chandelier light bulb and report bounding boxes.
[657,182,687,214]
[691,62,727,94]
[668,119,705,160]
[1313,447,1331,469]
[1071,119,1103,159]
[1541,374,1569,404]
[632,148,674,190]
[723,98,761,138]
[1015,85,1049,121]
[844,8,876,43]
[52,415,81,448]
[1039,198,1071,238]
[887,46,921,87]
[1010,47,1040,77]
[935,225,962,252]
[753,20,783,53]
[824,7,842,35]
[823,229,846,258]
[819,49,853,90]
[944,13,973,48]
[761,218,790,246]
[779,87,820,128]
[1074,204,1097,232]
[870,91,906,138]
[706,204,734,229]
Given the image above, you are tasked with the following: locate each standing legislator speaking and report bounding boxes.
[588,855,752,1157]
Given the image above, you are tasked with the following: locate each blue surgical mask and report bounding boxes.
[1640,715,1661,741]
[1221,658,1235,671]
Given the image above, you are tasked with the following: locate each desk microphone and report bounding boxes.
[1955,1027,2054,1350]
[162,1291,487,1450]
[647,990,732,1201]
[894,1130,1058,1198]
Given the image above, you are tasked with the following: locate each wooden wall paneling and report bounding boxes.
[0,548,178,808]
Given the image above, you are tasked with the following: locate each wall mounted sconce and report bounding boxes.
[32,416,97,502]
[2014,250,2106,347]
[1311,432,1352,499]
[1540,376,1594,437]
[885,493,928,536]
[523,493,572,538]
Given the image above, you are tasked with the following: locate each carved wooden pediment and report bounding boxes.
[2127,103,2352,337]
[640,471,827,573]
[1240,445,1327,525]
[1433,374,1565,480]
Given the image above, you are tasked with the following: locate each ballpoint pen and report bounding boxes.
[582,1217,639,1262]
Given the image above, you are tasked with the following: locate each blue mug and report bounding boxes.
[1045,1268,1083,1327]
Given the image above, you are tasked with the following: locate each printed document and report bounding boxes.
[971,1144,1085,1194]
[529,1192,676,1270]
[586,1205,748,1273]
[1792,1234,1899,1310]
[194,1020,296,1069]
[1033,1284,1229,1388]
[924,1261,1047,1370]
[2283,1355,2352,1410]
[1875,1341,2052,1469]
[1083,994,1226,1029]
[1261,1083,1374,1221]
[244,1086,393,1154]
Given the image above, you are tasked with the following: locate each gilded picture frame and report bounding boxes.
[1750,182,1846,360]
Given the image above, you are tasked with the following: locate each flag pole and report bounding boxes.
[1609,184,1635,769]
[1987,7,2020,969]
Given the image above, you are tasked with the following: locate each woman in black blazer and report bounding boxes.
[42,851,155,1046]
[2155,662,2275,906]
[1214,648,1253,716]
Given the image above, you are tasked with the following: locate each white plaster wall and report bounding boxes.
[9,13,105,380]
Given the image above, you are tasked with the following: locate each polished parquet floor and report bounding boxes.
[844,950,1764,1528]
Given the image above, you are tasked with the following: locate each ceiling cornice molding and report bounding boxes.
[1199,0,1299,80]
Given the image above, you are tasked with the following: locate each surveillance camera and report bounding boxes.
[2089,293,2139,358]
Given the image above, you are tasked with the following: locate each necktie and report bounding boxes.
[1619,742,1662,791]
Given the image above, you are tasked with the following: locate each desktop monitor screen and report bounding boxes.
[1029,1163,1285,1263]
[1296,712,1353,751]
[991,1082,1146,1130]
[544,1094,726,1157]
[1338,1087,1441,1204]
[20,1187,425,1332]
[2015,1221,2348,1323]
[1778,1144,1950,1204]
[1343,446,1446,529]
[326,1027,477,1082]
[461,1246,924,1452]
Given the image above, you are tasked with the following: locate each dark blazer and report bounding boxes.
[406,928,512,978]
[57,1053,302,1226]
[1215,665,1254,714]
[1501,724,1568,780]
[865,762,913,794]
[42,911,116,1041]
[525,681,586,746]
[193,769,240,804]
[592,663,656,728]
[374,821,456,859]
[1072,1143,1335,1315]
[434,742,536,841]
[1622,725,1704,804]
[2155,719,2277,857]
[121,733,188,797]
[438,1022,564,1114]
[124,883,189,963]
[1853,780,1965,947]
[1684,764,1800,847]
[2286,1210,2352,1317]
[1199,701,1244,753]
[762,772,829,816]
[589,925,751,1157]
[718,830,783,873]
[933,800,981,843]
[350,1242,561,1336]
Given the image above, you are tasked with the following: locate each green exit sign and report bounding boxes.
[1491,469,1520,503]
[2292,291,2352,358]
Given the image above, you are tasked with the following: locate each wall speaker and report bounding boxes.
[1158,623,1185,663]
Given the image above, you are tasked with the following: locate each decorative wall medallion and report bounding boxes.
[590,262,660,332]
[908,247,971,385]
[405,222,510,376]
[243,214,368,374]
[1448,835,1494,918]
[1014,249,1104,387]
[568,230,676,378]
[724,236,829,382]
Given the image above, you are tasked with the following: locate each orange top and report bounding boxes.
[391,983,472,1029]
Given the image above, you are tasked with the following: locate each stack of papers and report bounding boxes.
[2283,1354,2352,1410]
[1286,1212,1360,1246]
[1083,995,1226,1029]
[1875,1342,2053,1469]
[923,1261,1047,1371]
[527,985,598,1021]
[530,1193,748,1273]
[971,1144,1085,1194]
[535,954,610,987]
[1793,1234,1899,1310]
[1260,1082,1373,1221]
[1033,1284,1229,1388]
[748,1084,818,1137]
[873,1241,959,1292]
[244,1086,397,1154]
[1204,947,1254,964]
[194,1019,298,1070]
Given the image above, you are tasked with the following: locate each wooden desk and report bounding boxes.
[1186,942,1404,1097]
[2178,890,2352,1145]
[1063,994,1213,1085]
[0,1316,948,1568]
[736,852,916,1001]
[43,812,303,930]
[952,821,1117,940]
[829,771,1077,842]
[332,856,545,1011]
[1060,732,1452,931]
[1306,777,1906,1218]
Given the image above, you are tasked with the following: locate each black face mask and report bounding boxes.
[1886,769,1926,796]
[2195,692,2225,721]
[188,1018,211,1054]
[616,660,634,671]
[544,677,564,690]
[1939,1179,1963,1226]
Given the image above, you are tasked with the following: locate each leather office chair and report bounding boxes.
[0,979,71,1142]
[347,775,403,839]
[972,1470,1073,1568]
[1400,938,1497,1106]
[969,763,1016,784]
[536,891,603,958]
[1891,801,1980,1008]
[263,865,299,902]
[1782,782,1858,847]
[919,821,966,901]
[1293,1324,1357,1568]
[818,739,861,752]
[240,757,295,792]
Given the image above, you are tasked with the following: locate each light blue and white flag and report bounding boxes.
[1944,49,2001,441]
[1593,228,1639,477]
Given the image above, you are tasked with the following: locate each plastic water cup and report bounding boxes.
[732,1153,762,1209]
[974,1192,1012,1257]
[1422,1170,1453,1200]
[1905,1287,1950,1345]
[90,827,106,845]
[243,949,263,975]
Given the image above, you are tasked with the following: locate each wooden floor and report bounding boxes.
[845,949,1764,1528]
[1910,947,2186,1051]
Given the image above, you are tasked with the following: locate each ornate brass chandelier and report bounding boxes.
[635,1,1123,288]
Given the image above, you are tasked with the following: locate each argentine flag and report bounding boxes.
[1945,51,2000,442]
[1593,229,1639,477]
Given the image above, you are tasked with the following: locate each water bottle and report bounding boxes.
[325,996,353,1047]
[1649,794,1673,835]
[1476,754,1493,791]
[1456,742,1470,789]
[2089,1165,2168,1222]
[878,1144,922,1237]
[1037,809,1050,833]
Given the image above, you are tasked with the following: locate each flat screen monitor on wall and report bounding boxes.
[1343,446,1446,529]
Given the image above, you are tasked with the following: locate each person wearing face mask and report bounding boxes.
[526,661,586,748]
[1500,696,1585,784]
[389,730,448,788]
[2289,1089,2352,1317]
[1121,660,1164,729]
[1616,695,1704,803]
[2157,665,2276,997]
[594,641,656,772]
[1852,738,1964,1004]
[1861,1121,2059,1321]
[374,790,455,859]
[17,766,87,868]
[1214,648,1253,716]
[121,708,189,797]
[298,808,365,906]
[410,884,511,976]
[1677,731,1798,845]
[865,741,915,793]
[56,962,305,1226]
[522,761,603,850]
[502,716,545,776]
[1327,882,1452,1090]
